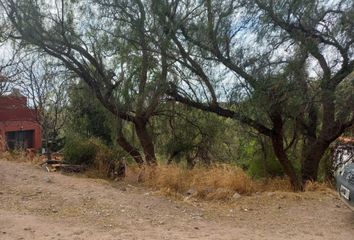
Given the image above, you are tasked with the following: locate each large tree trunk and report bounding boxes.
[271,134,302,191]
[301,139,331,184]
[116,134,144,166]
[134,118,157,165]
[270,112,302,191]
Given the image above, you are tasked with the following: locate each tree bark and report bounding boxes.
[116,135,144,166]
[270,112,302,191]
[134,118,157,165]
[271,133,302,191]
[301,140,330,184]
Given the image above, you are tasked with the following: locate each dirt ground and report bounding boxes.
[0,159,354,240]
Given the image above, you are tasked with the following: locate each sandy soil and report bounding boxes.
[0,159,354,240]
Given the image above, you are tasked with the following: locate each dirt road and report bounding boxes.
[0,159,353,240]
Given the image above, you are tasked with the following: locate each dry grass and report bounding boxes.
[127,164,254,200]
[126,164,334,201]
[253,177,293,192]
[0,151,43,164]
[0,151,334,201]
[303,180,333,192]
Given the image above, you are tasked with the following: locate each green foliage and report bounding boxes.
[236,137,284,178]
[66,82,117,145]
[154,104,241,165]
[64,135,100,165]
[63,134,124,176]
[153,103,286,178]
[317,149,334,182]
[248,154,284,179]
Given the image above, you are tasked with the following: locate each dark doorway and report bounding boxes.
[5,130,34,150]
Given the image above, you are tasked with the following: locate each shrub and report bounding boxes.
[64,136,125,178]
[64,136,99,166]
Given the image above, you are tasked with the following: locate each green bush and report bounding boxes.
[64,135,119,166]
[245,139,284,178]
[64,135,126,178]
[248,155,284,178]
[64,136,99,165]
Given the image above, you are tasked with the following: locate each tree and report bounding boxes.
[66,80,118,145]
[2,0,353,190]
[155,103,235,168]
[18,55,70,157]
[156,0,354,190]
[1,0,172,165]
[0,42,21,96]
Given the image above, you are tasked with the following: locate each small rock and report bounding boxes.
[185,189,197,196]
[43,176,52,183]
[120,187,127,192]
[24,227,31,231]
[336,204,341,208]
[232,192,241,199]
[194,227,199,230]
[52,209,58,213]
[0,192,3,195]
[2,231,6,234]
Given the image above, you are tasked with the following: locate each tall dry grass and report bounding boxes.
[0,150,43,164]
[127,164,254,200]
[126,164,332,200]
[1,150,332,200]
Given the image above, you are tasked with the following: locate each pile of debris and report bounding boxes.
[40,153,85,173]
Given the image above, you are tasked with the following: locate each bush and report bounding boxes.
[64,136,99,165]
[64,136,125,178]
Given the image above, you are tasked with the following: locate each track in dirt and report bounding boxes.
[0,159,354,240]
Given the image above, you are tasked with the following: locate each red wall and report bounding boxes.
[0,121,42,150]
[0,94,42,151]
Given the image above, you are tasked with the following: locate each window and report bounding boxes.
[5,130,34,150]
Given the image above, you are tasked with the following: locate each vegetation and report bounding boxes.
[0,0,353,191]
[64,135,125,178]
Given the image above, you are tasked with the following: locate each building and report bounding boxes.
[0,90,42,151]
